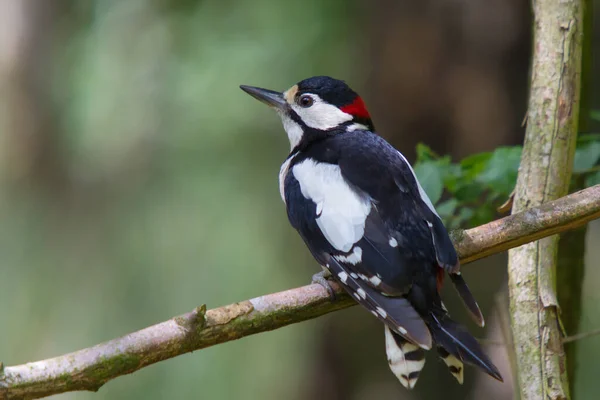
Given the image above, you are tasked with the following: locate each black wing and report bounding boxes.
[336,132,484,325]
[336,133,456,268]
[335,132,484,325]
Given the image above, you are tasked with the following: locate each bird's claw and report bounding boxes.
[312,270,337,301]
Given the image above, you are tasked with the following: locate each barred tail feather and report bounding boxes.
[430,313,503,382]
[437,346,464,384]
[384,326,426,390]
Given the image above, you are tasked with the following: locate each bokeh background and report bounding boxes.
[0,1,598,399]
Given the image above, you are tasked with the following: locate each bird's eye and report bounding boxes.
[298,95,314,108]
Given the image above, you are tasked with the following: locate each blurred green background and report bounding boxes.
[0,1,598,399]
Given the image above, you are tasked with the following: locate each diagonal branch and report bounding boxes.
[1,184,599,399]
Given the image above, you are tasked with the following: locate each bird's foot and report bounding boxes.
[312,269,336,301]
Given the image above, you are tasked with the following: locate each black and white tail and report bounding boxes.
[384,326,426,389]
[437,346,464,384]
[429,312,503,383]
[385,312,502,389]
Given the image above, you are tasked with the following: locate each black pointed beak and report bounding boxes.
[240,85,287,111]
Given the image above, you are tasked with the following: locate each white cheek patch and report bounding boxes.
[293,160,372,252]
[291,95,353,131]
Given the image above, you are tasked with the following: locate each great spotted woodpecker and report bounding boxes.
[240,76,503,389]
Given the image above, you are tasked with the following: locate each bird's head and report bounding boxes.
[241,76,374,151]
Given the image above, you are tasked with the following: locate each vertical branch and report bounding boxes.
[557,224,586,391]
[507,0,583,399]
[558,0,593,390]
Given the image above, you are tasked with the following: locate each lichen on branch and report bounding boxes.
[0,185,599,399]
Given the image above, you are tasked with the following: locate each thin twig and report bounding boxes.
[0,185,599,399]
[563,328,600,344]
[454,185,600,264]
[479,327,600,346]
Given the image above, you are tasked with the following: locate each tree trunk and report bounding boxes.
[507,0,583,399]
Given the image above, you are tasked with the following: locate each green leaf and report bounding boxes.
[471,205,496,226]
[436,198,458,220]
[573,141,600,173]
[476,146,521,195]
[414,161,444,204]
[585,170,600,187]
[452,183,485,202]
[442,164,463,194]
[457,207,474,223]
[460,151,493,178]
[415,143,437,162]
[577,133,600,143]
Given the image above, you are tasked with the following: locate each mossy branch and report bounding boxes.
[0,185,598,399]
[507,0,583,399]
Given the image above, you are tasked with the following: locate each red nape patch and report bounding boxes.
[340,96,371,119]
[436,268,445,292]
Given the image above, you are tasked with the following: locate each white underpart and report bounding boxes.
[278,113,304,150]
[293,160,372,252]
[290,94,353,130]
[396,150,440,218]
[385,326,426,389]
[389,237,398,247]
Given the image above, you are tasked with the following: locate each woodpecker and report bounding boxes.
[240,76,503,389]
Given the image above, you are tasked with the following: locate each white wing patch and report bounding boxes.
[293,160,371,252]
[334,246,362,265]
[396,150,440,218]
